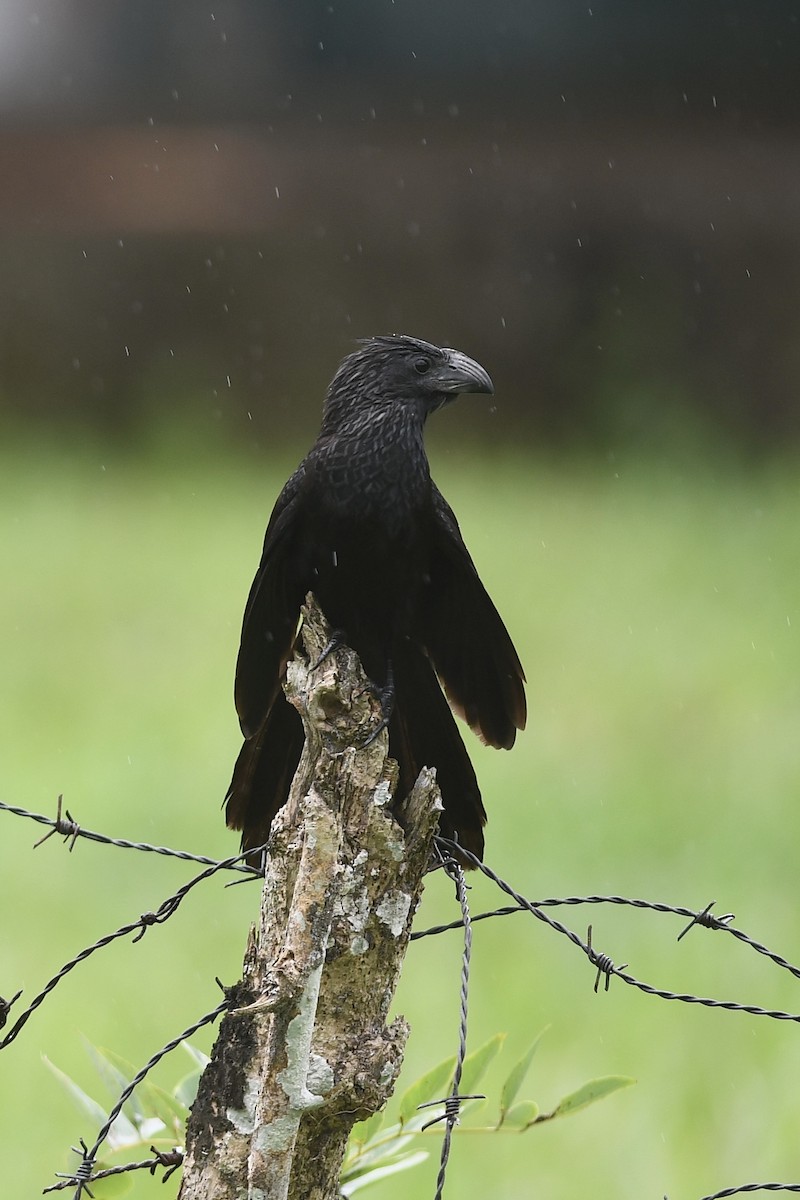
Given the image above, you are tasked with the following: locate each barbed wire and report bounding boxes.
[44,997,230,1198]
[43,1147,183,1193]
[418,845,484,1200]
[432,837,800,1024]
[3,803,799,1198]
[413,894,800,984]
[0,839,266,1051]
[691,1185,800,1199]
[0,797,256,872]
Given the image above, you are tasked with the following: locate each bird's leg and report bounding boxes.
[362,659,395,746]
[310,627,348,671]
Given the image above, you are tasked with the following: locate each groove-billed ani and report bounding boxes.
[225,334,526,862]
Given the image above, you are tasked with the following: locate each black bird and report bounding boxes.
[225,335,526,862]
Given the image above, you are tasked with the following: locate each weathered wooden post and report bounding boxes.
[180,597,440,1199]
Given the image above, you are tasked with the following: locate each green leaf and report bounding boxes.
[458,1032,506,1096]
[341,1131,417,1178]
[134,1081,185,1134]
[43,1057,139,1151]
[503,1100,540,1129]
[82,1042,142,1124]
[498,1028,548,1124]
[174,1067,203,1111]
[181,1041,211,1070]
[341,1150,428,1195]
[348,1108,385,1150]
[552,1075,635,1118]
[398,1055,456,1124]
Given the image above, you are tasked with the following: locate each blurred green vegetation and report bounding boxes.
[1,433,798,1199]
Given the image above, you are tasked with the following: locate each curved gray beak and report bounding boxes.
[435,348,494,396]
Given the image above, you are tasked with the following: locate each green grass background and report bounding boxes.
[1,434,798,1198]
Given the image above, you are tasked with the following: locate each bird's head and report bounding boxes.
[322,335,494,430]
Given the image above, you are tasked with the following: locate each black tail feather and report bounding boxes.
[225,694,304,859]
[226,642,487,866]
[390,642,486,861]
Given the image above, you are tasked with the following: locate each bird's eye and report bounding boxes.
[414,356,432,374]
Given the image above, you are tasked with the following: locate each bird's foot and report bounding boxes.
[310,628,347,671]
[362,663,395,746]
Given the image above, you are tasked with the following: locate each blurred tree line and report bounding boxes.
[0,0,798,452]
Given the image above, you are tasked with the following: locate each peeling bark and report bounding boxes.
[180,597,440,1200]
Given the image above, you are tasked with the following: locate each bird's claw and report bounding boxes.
[362,664,395,746]
[362,710,391,747]
[311,628,347,671]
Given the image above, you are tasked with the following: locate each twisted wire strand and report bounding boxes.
[0,845,264,1050]
[0,798,255,872]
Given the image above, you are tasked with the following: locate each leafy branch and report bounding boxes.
[341,1029,634,1194]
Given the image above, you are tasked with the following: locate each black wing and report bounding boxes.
[418,483,526,750]
[234,465,308,739]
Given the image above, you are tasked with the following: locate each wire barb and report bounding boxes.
[1,798,258,872]
[586,924,628,993]
[33,795,81,851]
[418,1093,486,1131]
[677,901,735,942]
[43,1145,185,1193]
